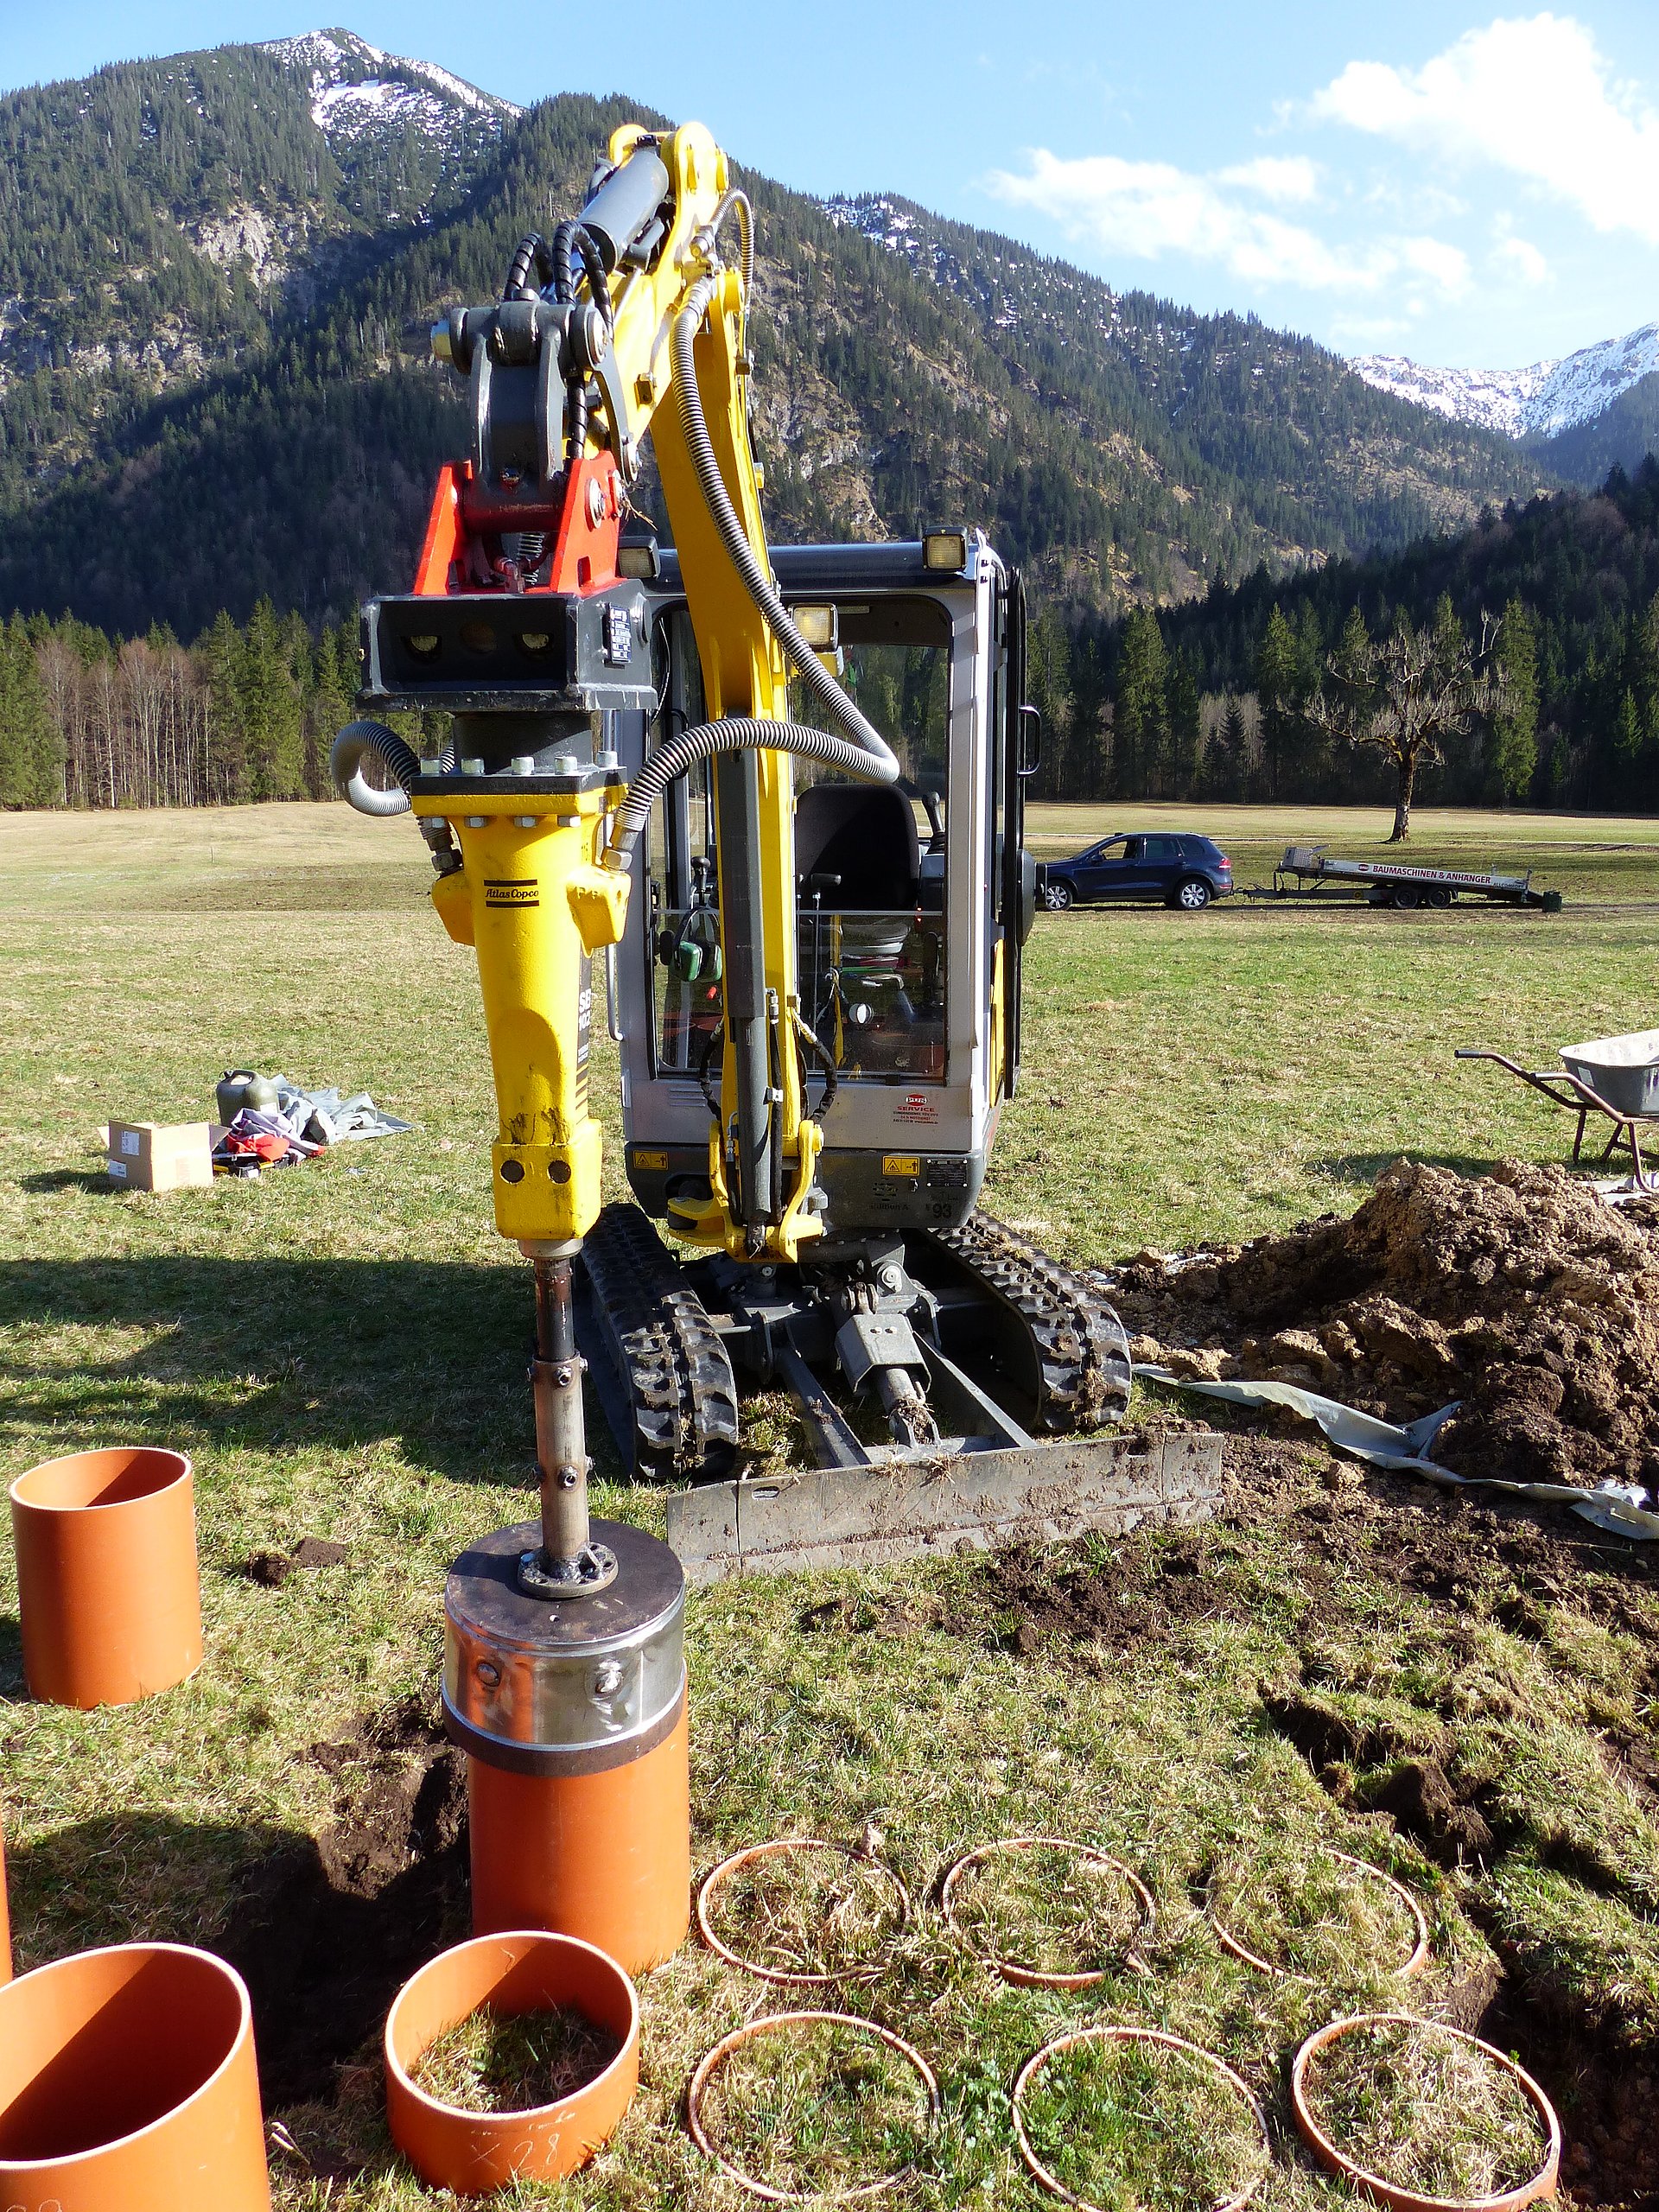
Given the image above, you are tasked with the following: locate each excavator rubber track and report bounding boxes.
[916,1212,1133,1431]
[581,1201,741,1481]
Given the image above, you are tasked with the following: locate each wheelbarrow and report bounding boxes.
[1457,1030,1659,1192]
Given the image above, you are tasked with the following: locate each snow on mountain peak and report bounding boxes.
[262,27,520,140]
[1352,321,1659,441]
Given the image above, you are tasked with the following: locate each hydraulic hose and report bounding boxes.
[504,233,553,302]
[604,268,899,870]
[698,189,753,303]
[608,716,897,868]
[332,720,423,817]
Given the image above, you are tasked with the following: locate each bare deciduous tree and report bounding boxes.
[1311,601,1504,841]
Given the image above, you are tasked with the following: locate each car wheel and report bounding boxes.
[1173,876,1211,911]
[1042,879,1075,912]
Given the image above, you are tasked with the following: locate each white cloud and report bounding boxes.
[1216,156,1320,205]
[983,149,1468,297]
[1489,214,1551,285]
[1311,12,1659,245]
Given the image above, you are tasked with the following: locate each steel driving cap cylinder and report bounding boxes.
[444,1518,690,1973]
[577,147,671,271]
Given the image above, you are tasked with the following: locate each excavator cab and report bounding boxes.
[618,537,1033,1236]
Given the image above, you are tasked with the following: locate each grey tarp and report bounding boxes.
[1135,1366,1659,1541]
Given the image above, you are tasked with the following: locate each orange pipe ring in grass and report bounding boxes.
[939,1837,1156,1989]
[1013,2024,1273,2212]
[1210,1851,1430,1983]
[696,1839,912,1986]
[1290,2013,1561,2212]
[686,2010,940,2206]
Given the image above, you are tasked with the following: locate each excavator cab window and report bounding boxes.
[646,609,722,1077]
[646,594,953,1085]
[790,595,950,1082]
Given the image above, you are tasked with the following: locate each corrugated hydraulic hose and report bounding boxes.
[332,719,423,817]
[604,269,899,871]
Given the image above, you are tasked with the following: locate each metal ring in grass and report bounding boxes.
[685,2010,941,2205]
[1013,2024,1272,2212]
[939,1836,1156,1988]
[1290,2013,1561,2212]
[696,1839,912,1986]
[1210,1850,1429,1983]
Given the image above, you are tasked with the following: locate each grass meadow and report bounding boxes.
[2,801,1657,2208]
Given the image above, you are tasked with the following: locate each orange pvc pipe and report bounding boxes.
[0,1812,11,1986]
[0,1942,270,2210]
[468,1700,690,1974]
[10,1448,203,1707]
[385,1929,639,2197]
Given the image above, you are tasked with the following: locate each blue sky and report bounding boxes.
[1,1,1655,369]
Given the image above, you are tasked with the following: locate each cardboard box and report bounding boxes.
[106,1122,213,1192]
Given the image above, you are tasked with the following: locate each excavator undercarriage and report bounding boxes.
[579,1198,1217,1579]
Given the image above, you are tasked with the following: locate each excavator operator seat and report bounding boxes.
[794,782,919,912]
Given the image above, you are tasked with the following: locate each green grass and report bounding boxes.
[0,804,1656,2208]
[1300,2019,1548,2201]
[946,1842,1149,1980]
[1205,1844,1422,1983]
[1018,2032,1269,2212]
[410,2004,621,2115]
[694,2014,936,2198]
[701,1840,907,1981]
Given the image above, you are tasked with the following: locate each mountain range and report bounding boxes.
[1353,321,1659,442]
[0,29,1649,640]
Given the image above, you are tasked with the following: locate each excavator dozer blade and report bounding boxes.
[662,1430,1222,1582]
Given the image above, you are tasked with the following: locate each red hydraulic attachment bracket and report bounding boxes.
[411,458,625,599]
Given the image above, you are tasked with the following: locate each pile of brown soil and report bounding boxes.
[1111,1160,1659,1497]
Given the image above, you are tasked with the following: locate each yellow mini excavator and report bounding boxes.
[334,120,1219,1582]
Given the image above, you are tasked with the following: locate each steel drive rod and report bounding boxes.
[531,1255,590,1568]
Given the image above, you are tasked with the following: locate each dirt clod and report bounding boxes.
[1356,1759,1496,1866]
[245,1535,349,1586]
[1116,1159,1659,1497]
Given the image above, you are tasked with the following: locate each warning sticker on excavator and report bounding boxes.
[881,1155,921,1177]
[633,1149,669,1170]
[484,879,539,907]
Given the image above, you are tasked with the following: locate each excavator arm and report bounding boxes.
[391,122,845,1271]
[335,120,897,1590]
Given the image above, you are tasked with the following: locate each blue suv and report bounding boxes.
[1039,832,1233,912]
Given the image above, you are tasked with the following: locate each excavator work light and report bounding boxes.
[922,528,968,570]
[790,603,838,650]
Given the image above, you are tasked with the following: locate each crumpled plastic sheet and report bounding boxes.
[1135,1365,1659,1542]
[223,1107,318,1160]
[265,1077,415,1146]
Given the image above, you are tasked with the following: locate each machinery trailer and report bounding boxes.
[1249,845,1562,912]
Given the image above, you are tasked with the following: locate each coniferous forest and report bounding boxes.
[0,35,1655,810]
[1016,462,1659,815]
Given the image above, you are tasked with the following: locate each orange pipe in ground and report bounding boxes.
[10,1447,203,1708]
[0,1812,10,1986]
[468,1696,690,1974]
[385,1929,639,2197]
[0,1942,270,2210]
